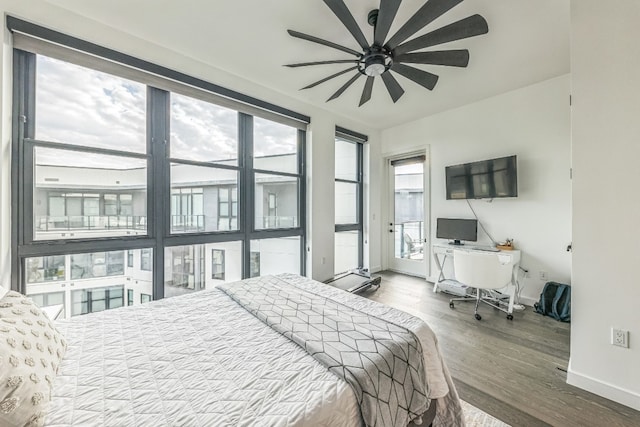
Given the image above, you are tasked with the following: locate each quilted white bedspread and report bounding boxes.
[45,274,463,426]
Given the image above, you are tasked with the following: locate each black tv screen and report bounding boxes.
[446,155,518,200]
[436,218,477,245]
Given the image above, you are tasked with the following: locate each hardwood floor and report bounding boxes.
[361,271,640,427]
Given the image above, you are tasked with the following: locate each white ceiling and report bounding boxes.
[44,0,570,129]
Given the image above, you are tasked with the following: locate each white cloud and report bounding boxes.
[34,54,299,170]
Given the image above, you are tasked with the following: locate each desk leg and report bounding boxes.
[432,253,447,293]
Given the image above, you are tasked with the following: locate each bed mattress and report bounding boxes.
[45,274,462,426]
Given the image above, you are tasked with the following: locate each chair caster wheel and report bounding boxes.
[475,313,482,321]
[507,314,514,320]
[449,302,455,309]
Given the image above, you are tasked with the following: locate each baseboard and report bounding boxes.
[567,360,640,411]
[518,296,537,307]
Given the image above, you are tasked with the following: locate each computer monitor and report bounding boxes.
[436,218,478,245]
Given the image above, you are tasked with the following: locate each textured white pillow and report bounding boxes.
[0,291,67,427]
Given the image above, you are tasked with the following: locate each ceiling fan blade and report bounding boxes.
[394,14,489,56]
[301,66,358,90]
[327,72,362,101]
[381,72,405,102]
[385,0,463,50]
[323,0,370,50]
[391,63,439,90]
[395,50,469,67]
[359,76,375,106]
[374,0,402,46]
[287,30,361,56]
[285,59,358,68]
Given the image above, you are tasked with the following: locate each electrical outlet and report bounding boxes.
[611,328,629,348]
[539,271,548,281]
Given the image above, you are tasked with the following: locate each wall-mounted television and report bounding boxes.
[445,155,518,200]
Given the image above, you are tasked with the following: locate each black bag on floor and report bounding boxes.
[534,282,571,322]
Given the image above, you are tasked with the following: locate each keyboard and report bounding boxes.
[471,246,500,252]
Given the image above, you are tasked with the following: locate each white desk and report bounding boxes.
[432,243,521,311]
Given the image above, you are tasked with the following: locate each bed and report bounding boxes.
[2,274,464,426]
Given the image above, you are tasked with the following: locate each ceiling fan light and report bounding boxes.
[364,55,386,76]
[364,62,386,76]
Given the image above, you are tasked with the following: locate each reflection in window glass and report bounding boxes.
[34,147,147,241]
[141,294,152,303]
[254,117,297,174]
[170,92,238,164]
[70,251,124,280]
[250,237,300,278]
[212,249,225,280]
[71,285,124,316]
[335,231,359,274]
[28,291,64,309]
[335,138,358,181]
[335,181,357,224]
[170,164,239,233]
[140,248,153,271]
[25,256,65,283]
[164,242,242,298]
[127,289,134,306]
[255,174,298,229]
[35,55,146,153]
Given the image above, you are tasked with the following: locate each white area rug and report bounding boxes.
[461,400,510,427]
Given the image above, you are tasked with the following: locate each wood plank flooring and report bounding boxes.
[361,271,640,427]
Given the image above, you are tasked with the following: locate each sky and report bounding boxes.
[35,55,298,170]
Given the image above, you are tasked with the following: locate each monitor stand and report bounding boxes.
[449,240,464,245]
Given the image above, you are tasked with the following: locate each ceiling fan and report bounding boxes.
[285,0,489,106]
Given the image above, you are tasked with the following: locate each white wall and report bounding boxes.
[0,0,382,287]
[568,0,640,410]
[381,75,572,305]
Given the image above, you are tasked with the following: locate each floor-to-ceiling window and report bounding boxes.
[10,19,308,318]
[334,128,366,275]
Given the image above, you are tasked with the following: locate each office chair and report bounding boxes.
[449,249,516,320]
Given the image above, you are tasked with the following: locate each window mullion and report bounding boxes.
[239,113,253,279]
[148,87,170,300]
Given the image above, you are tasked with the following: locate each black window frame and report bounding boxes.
[9,18,308,300]
[334,127,366,272]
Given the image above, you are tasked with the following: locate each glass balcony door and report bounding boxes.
[388,155,429,277]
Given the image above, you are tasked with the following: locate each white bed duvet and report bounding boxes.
[45,274,463,426]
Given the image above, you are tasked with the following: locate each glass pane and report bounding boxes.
[255,173,298,229]
[334,231,360,274]
[25,249,153,319]
[253,117,297,174]
[250,237,301,278]
[34,147,147,240]
[170,92,238,165]
[335,138,358,181]
[25,255,65,284]
[170,163,239,233]
[35,55,146,154]
[164,242,242,297]
[335,181,357,224]
[394,162,425,260]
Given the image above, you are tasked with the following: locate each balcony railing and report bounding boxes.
[36,215,207,233]
[171,215,206,232]
[395,221,425,259]
[36,215,147,231]
[262,216,297,229]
